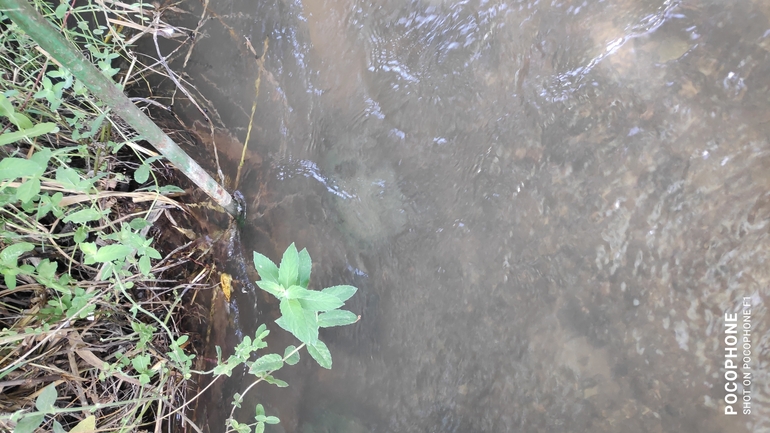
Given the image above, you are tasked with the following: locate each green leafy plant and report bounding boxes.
[214,243,359,433]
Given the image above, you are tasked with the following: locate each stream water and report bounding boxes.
[172,0,770,432]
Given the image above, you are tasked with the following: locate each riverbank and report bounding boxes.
[0,1,229,431]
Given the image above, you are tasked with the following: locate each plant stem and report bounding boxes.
[0,0,239,217]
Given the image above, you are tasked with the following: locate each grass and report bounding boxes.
[0,0,223,431]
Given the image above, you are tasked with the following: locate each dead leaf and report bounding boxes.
[69,415,96,433]
[220,273,232,302]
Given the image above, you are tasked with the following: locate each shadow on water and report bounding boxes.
[173,0,770,432]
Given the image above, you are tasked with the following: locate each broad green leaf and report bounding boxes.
[129,218,149,230]
[158,184,185,194]
[286,285,311,299]
[322,285,358,303]
[4,270,18,290]
[69,415,96,433]
[298,248,311,288]
[35,383,57,412]
[263,375,289,387]
[255,422,265,433]
[30,148,52,168]
[13,413,44,433]
[278,299,318,344]
[307,339,332,369]
[249,353,283,374]
[93,244,132,263]
[10,112,34,130]
[264,416,280,424]
[278,243,299,288]
[55,166,89,192]
[63,208,103,223]
[253,252,279,283]
[255,404,265,417]
[15,177,40,203]
[213,363,235,377]
[284,345,300,365]
[79,242,97,256]
[52,420,66,433]
[74,226,88,244]
[0,157,45,180]
[54,2,68,19]
[255,323,269,341]
[0,242,34,266]
[256,280,285,299]
[138,255,152,275]
[294,288,344,311]
[318,310,358,327]
[0,123,58,146]
[36,259,57,281]
[0,94,13,116]
[134,163,150,183]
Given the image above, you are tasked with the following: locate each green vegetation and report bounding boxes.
[219,243,359,433]
[0,1,358,432]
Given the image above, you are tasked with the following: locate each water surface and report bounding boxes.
[174,0,770,432]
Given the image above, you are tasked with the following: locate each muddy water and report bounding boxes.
[175,0,770,432]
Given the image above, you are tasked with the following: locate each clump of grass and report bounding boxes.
[0,1,217,431]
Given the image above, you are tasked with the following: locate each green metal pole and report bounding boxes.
[0,0,240,217]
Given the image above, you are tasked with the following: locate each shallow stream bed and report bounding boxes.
[174,0,770,432]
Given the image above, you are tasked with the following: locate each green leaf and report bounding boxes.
[93,244,132,263]
[30,148,52,169]
[158,185,185,194]
[298,248,311,288]
[80,242,97,256]
[0,242,34,266]
[229,419,251,433]
[74,225,88,243]
[55,166,77,184]
[0,123,58,146]
[35,259,57,281]
[134,164,150,183]
[297,290,344,312]
[35,383,57,412]
[264,416,280,424]
[213,362,235,377]
[318,310,358,327]
[285,285,311,299]
[129,218,149,230]
[4,271,18,290]
[253,252,279,283]
[307,339,332,369]
[249,353,283,375]
[0,94,14,117]
[0,157,46,180]
[54,3,68,19]
[255,403,265,417]
[278,243,299,288]
[145,247,161,260]
[63,208,103,223]
[256,280,285,299]
[322,285,358,303]
[15,177,40,203]
[13,413,44,433]
[138,255,152,275]
[263,375,288,387]
[255,422,265,433]
[283,345,300,365]
[52,420,66,433]
[278,298,318,344]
